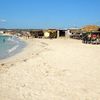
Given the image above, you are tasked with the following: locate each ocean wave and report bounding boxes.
[7,36,19,43]
[8,45,19,53]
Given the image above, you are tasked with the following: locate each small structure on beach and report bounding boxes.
[82,31,100,44]
[30,29,69,39]
[81,25,100,32]
[82,25,100,44]
[81,25,100,44]
[20,31,31,39]
[30,28,84,39]
[3,30,16,36]
[43,29,57,38]
[0,31,4,34]
[30,30,44,38]
[44,29,73,39]
[68,28,82,39]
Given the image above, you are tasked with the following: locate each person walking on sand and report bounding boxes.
[88,34,91,44]
[82,33,88,44]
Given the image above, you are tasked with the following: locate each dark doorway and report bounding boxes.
[59,30,65,37]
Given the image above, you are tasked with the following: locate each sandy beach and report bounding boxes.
[0,38,100,100]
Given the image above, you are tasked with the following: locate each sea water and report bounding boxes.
[0,34,26,59]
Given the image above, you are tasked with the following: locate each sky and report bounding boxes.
[0,0,100,29]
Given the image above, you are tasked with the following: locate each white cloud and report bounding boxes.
[0,19,6,22]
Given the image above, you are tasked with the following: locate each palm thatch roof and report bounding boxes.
[81,25,100,32]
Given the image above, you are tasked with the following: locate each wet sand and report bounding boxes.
[0,38,100,100]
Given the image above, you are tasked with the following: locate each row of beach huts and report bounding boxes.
[0,28,80,39]
[0,25,100,44]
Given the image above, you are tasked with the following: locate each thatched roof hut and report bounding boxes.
[81,25,100,32]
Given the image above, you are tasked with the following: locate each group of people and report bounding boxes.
[82,33,100,44]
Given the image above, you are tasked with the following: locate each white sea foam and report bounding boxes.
[8,45,19,53]
[7,36,20,44]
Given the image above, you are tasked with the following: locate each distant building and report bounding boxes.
[4,30,16,36]
[30,30,44,38]
[0,31,4,34]
[67,28,82,39]
[43,29,57,38]
[30,29,74,39]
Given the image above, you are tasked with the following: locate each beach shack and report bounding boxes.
[30,29,82,39]
[68,28,82,39]
[58,30,66,37]
[0,31,4,34]
[30,30,44,38]
[81,25,100,44]
[56,29,72,38]
[43,29,57,38]
[43,29,70,38]
[82,31,100,44]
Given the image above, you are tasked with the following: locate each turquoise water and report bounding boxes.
[0,34,26,59]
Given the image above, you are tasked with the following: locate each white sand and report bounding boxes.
[0,38,100,100]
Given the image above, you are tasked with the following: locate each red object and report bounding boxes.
[92,34,96,38]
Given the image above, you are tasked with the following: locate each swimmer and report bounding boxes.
[3,39,5,43]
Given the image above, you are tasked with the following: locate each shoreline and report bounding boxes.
[0,38,100,100]
[0,36,27,60]
[1,38,100,66]
[0,38,48,65]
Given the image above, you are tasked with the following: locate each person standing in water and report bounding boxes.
[3,39,5,43]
